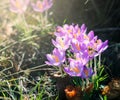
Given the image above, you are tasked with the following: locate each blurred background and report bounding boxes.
[52,0,120,28]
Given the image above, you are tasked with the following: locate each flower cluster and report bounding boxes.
[46,24,108,79]
[10,0,53,14]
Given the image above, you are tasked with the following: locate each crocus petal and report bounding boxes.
[46,54,55,63]
[45,48,65,66]
[44,0,53,10]
[88,31,94,40]
[80,24,87,33]
[64,61,84,77]
[52,37,70,51]
[81,66,94,78]
[75,52,89,65]
[98,40,108,53]
[64,66,82,77]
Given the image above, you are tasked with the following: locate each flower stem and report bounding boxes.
[59,66,63,77]
[98,54,101,68]
[22,14,29,32]
[103,95,107,100]
[86,78,89,87]
[94,57,97,75]
[90,59,92,67]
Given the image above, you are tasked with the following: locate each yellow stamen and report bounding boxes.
[96,40,101,45]
[59,38,64,48]
[84,35,89,40]
[88,46,95,55]
[15,0,22,9]
[75,43,80,51]
[38,3,43,9]
[78,29,81,35]
[73,34,77,38]
[52,55,59,62]
[68,29,72,33]
[71,67,80,73]
[84,69,89,76]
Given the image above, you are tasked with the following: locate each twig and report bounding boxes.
[94,27,120,32]
[0,35,37,53]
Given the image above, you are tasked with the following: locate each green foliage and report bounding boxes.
[94,66,108,90]
[0,0,57,99]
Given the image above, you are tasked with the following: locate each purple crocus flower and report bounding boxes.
[54,24,87,41]
[71,24,81,39]
[74,52,89,65]
[55,24,74,39]
[87,31,95,41]
[10,0,29,14]
[52,37,70,51]
[45,48,65,66]
[81,66,94,79]
[88,38,108,57]
[87,43,97,59]
[32,0,53,13]
[76,30,95,46]
[71,39,86,53]
[80,24,87,34]
[63,24,85,40]
[64,61,84,77]
[44,0,53,10]
[31,0,45,12]
[54,26,66,37]
[96,40,108,56]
